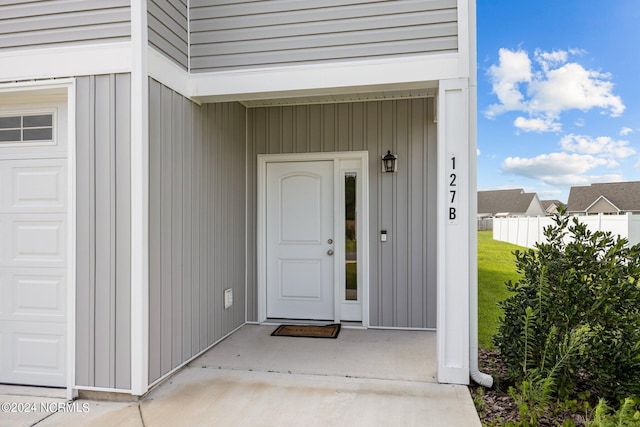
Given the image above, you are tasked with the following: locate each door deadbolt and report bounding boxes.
[327,238,333,244]
[327,249,334,256]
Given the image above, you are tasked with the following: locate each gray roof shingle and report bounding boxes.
[478,189,537,215]
[566,181,640,212]
[541,200,562,210]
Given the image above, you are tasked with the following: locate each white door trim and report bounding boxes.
[257,151,369,327]
[0,79,76,398]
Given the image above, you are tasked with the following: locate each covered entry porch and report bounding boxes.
[143,76,479,396]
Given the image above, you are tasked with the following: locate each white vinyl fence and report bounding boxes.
[493,213,640,248]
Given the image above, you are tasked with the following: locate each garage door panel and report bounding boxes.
[9,270,66,321]
[1,322,66,387]
[8,160,66,213]
[9,216,66,267]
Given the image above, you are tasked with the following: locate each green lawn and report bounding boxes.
[477,230,523,349]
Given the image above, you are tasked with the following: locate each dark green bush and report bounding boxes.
[493,212,640,402]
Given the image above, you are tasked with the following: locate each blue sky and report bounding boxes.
[476,1,640,202]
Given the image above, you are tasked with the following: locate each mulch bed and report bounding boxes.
[470,349,590,426]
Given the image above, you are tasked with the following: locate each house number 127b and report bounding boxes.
[448,154,458,223]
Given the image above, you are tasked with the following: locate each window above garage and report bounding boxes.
[0,113,54,144]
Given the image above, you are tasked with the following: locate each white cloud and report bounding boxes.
[527,63,625,116]
[485,48,625,129]
[486,49,532,117]
[534,49,568,72]
[620,127,633,136]
[477,148,481,156]
[574,118,585,127]
[514,115,562,133]
[501,153,620,186]
[559,134,635,159]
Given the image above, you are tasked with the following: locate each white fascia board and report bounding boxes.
[148,46,194,102]
[190,53,461,102]
[0,42,133,83]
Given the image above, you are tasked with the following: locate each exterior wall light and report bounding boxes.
[381,150,397,173]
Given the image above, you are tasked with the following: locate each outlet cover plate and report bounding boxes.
[224,288,233,309]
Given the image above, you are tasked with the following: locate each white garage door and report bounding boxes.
[0,102,67,387]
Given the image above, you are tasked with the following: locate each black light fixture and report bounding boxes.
[381,150,397,173]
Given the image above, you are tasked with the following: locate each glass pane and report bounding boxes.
[0,129,21,142]
[345,172,357,301]
[0,116,20,129]
[23,114,53,128]
[23,128,53,141]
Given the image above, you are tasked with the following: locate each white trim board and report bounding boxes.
[257,152,370,328]
[191,53,462,103]
[0,42,133,83]
[130,0,150,397]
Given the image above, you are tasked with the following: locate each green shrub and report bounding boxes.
[493,212,640,402]
[586,396,640,426]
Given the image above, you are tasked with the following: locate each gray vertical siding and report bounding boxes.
[247,99,437,329]
[148,79,246,384]
[190,0,458,72]
[0,1,130,51]
[76,74,131,389]
[148,0,189,70]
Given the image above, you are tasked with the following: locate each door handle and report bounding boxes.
[327,249,334,256]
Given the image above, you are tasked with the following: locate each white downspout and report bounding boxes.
[467,0,493,389]
[469,229,493,387]
[468,155,492,387]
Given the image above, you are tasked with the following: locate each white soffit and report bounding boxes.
[239,86,438,107]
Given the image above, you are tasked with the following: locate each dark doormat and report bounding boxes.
[271,324,341,339]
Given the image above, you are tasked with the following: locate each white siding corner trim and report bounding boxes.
[437,78,471,384]
[130,0,149,397]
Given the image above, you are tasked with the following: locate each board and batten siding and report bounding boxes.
[75,74,131,390]
[247,99,437,329]
[190,0,458,72]
[148,79,246,384]
[0,1,130,51]
[148,0,189,70]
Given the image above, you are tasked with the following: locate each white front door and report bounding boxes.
[266,161,335,320]
[0,103,67,387]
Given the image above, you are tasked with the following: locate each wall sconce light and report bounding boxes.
[381,150,397,173]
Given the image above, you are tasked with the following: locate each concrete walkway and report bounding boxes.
[0,325,481,426]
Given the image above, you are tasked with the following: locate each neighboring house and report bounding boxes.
[0,0,484,398]
[541,200,563,216]
[567,181,640,215]
[478,189,546,218]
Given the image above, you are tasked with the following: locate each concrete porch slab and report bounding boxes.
[141,367,479,427]
[0,324,481,426]
[191,324,438,382]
